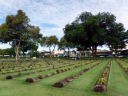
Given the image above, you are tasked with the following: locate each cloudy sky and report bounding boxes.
[0,0,128,50]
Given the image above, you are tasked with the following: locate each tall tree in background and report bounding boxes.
[64,11,127,57]
[0,10,42,63]
[40,35,58,55]
[59,37,73,57]
[64,12,105,56]
[97,13,126,55]
[124,30,128,43]
[0,48,15,57]
[20,41,38,57]
[106,23,125,54]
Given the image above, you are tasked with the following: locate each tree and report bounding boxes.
[58,37,72,57]
[40,35,58,56]
[0,10,42,63]
[64,11,126,57]
[106,23,126,56]
[64,12,105,56]
[84,15,105,56]
[124,30,128,43]
[0,48,15,57]
[20,41,38,57]
[59,37,69,50]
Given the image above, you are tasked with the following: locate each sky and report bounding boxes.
[0,0,128,51]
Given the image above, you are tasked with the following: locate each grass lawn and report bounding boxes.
[108,60,128,96]
[0,59,127,96]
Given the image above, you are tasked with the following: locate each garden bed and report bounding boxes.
[93,62,111,92]
[52,62,100,88]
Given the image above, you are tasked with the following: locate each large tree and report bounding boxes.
[0,10,42,63]
[64,11,126,57]
[64,12,105,56]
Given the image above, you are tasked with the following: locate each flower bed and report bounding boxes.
[93,62,111,92]
[25,61,97,83]
[52,62,100,88]
[116,61,128,73]
[5,61,77,80]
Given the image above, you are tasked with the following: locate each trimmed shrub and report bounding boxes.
[97,78,107,85]
[53,82,64,88]
[93,85,104,92]
[56,70,61,74]
[6,75,13,80]
[65,69,68,71]
[18,72,22,76]
[52,72,56,75]
[26,77,39,83]
[60,69,64,72]
[38,75,44,79]
[53,81,68,88]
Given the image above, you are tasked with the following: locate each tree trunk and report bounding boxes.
[67,47,70,58]
[91,46,97,57]
[52,45,56,57]
[23,51,25,57]
[15,43,20,64]
[53,45,56,52]
[49,46,52,57]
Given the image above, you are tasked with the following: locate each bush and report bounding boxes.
[18,71,23,75]
[64,69,67,71]
[56,70,61,73]
[60,69,64,72]
[124,67,128,72]
[38,75,44,79]
[93,85,104,92]
[53,82,64,88]
[26,77,39,83]
[52,72,56,75]
[83,68,89,72]
[6,75,13,80]
[97,78,107,85]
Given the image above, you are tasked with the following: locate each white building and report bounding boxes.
[125,43,128,49]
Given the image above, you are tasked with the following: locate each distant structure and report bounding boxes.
[40,50,51,57]
[53,50,64,56]
[125,43,128,49]
[96,49,112,57]
[40,50,65,57]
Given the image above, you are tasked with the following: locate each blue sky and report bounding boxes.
[0,0,128,50]
[41,23,59,29]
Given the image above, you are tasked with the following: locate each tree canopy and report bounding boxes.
[40,35,58,52]
[0,10,42,63]
[64,12,127,57]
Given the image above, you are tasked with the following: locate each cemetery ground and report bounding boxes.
[0,58,127,96]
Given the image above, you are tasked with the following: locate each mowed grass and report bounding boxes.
[0,60,101,96]
[0,59,127,96]
[108,60,128,96]
[0,60,99,96]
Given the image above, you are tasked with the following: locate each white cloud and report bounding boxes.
[0,43,11,49]
[0,0,128,28]
[0,0,128,49]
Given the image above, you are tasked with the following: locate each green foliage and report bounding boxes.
[0,48,15,57]
[58,37,72,50]
[64,11,127,57]
[97,78,107,85]
[0,10,42,62]
[40,35,58,52]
